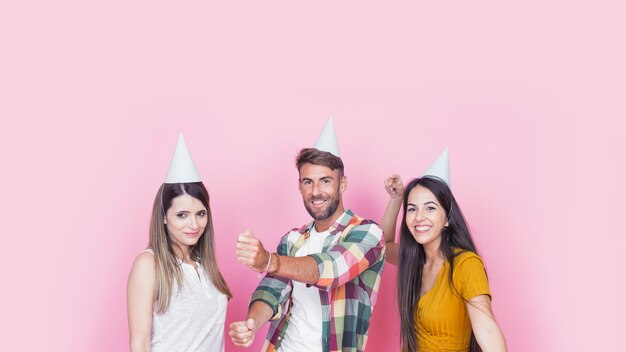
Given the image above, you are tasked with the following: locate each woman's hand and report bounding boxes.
[384,174,405,199]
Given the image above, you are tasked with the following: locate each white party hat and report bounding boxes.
[422,147,451,187]
[163,134,202,183]
[313,117,341,157]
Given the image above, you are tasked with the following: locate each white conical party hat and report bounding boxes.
[313,117,341,157]
[163,133,202,183]
[422,147,451,187]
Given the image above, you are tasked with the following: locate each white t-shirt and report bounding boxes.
[279,226,331,352]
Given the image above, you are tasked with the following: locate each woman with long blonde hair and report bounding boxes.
[127,135,232,352]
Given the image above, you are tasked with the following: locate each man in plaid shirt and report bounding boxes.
[229,147,386,352]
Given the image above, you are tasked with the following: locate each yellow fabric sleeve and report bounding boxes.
[453,252,491,301]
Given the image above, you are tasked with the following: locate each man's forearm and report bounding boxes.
[247,301,276,331]
[268,254,319,285]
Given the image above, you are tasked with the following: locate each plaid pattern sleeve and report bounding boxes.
[309,211,386,289]
[249,231,293,317]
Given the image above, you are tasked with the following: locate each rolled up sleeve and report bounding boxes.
[309,222,385,289]
[249,233,293,317]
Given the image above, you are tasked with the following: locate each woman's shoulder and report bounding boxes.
[128,249,156,291]
[452,249,484,268]
[451,249,491,299]
[131,249,156,274]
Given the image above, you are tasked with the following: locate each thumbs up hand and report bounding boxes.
[236,230,270,272]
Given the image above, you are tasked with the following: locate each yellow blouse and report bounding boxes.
[415,251,490,352]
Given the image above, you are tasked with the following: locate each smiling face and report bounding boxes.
[164,193,208,254]
[405,185,448,249]
[298,162,346,223]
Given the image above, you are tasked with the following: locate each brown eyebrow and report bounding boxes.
[300,176,334,182]
[176,210,206,214]
[407,201,439,207]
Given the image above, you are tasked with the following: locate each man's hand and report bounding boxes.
[228,319,256,347]
[384,174,405,199]
[236,230,271,272]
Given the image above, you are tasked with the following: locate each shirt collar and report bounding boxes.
[299,208,355,237]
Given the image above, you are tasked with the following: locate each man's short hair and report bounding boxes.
[295,148,344,178]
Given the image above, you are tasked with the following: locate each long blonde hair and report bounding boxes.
[149,182,232,313]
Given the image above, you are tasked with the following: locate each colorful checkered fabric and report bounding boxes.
[250,209,386,352]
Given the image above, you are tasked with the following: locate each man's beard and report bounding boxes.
[303,194,340,221]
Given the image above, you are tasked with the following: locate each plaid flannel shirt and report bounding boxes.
[250,209,386,352]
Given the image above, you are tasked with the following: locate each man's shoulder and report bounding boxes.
[347,212,381,229]
[344,213,382,239]
[354,217,380,227]
[279,222,312,240]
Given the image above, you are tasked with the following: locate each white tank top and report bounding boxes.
[144,249,228,352]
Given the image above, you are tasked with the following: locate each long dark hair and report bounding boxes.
[397,177,481,352]
[149,182,232,313]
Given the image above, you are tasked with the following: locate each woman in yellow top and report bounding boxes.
[381,152,507,352]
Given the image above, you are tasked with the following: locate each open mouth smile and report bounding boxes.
[414,225,432,233]
[310,198,328,208]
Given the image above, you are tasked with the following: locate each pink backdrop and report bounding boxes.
[1,1,624,351]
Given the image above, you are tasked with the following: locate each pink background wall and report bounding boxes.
[1,1,624,351]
